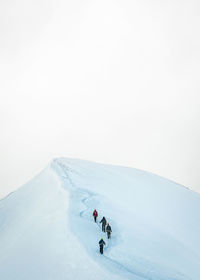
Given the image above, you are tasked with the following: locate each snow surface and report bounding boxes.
[0,158,200,280]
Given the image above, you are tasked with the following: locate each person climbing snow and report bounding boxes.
[93,209,98,222]
[106,223,112,239]
[99,237,106,254]
[100,216,107,232]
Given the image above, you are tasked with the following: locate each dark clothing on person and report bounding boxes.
[99,239,106,254]
[106,224,112,239]
[93,210,98,222]
[100,217,107,232]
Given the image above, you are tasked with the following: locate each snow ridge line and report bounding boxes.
[52,159,76,188]
[52,159,183,280]
[0,191,15,203]
[52,159,150,280]
[52,160,159,280]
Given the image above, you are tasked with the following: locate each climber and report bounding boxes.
[93,209,98,222]
[99,237,106,254]
[100,216,107,232]
[106,223,112,239]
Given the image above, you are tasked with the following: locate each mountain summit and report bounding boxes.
[0,158,199,280]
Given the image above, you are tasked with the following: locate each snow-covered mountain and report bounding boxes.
[0,158,199,280]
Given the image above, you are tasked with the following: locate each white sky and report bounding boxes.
[0,0,200,197]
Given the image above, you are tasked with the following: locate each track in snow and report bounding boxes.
[52,159,185,280]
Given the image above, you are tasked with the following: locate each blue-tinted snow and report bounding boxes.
[0,158,199,280]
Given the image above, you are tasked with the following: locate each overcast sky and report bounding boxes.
[0,0,200,198]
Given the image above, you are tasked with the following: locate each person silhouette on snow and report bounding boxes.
[99,237,106,254]
[100,216,107,232]
[93,209,98,222]
[106,223,112,239]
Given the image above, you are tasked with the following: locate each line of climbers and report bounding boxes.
[93,209,112,254]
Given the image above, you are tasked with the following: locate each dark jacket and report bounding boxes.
[100,217,107,226]
[99,239,106,246]
[106,225,112,233]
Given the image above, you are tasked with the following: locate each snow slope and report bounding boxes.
[0,158,200,280]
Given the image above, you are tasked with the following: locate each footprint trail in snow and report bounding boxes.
[53,159,190,280]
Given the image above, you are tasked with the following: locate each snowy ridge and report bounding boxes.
[52,160,145,280]
[0,158,200,280]
[52,158,200,280]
